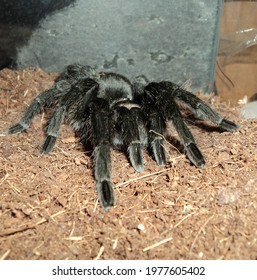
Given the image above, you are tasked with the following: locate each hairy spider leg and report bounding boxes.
[41,106,65,154]
[161,81,238,132]
[167,99,205,168]
[90,98,115,211]
[141,89,167,166]
[113,106,145,172]
[146,83,205,168]
[8,83,63,134]
[147,112,167,166]
[41,79,96,154]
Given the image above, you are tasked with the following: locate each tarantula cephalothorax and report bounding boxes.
[8,64,238,211]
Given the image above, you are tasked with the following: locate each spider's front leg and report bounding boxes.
[113,105,145,172]
[133,76,167,166]
[41,79,96,154]
[137,91,167,166]
[146,109,167,166]
[90,98,115,211]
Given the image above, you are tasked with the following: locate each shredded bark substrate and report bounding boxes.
[0,68,256,260]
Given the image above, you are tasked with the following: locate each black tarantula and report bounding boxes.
[8,64,238,211]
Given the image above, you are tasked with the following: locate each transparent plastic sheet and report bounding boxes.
[220,27,257,57]
[218,0,257,58]
[215,0,257,106]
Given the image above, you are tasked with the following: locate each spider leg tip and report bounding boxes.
[40,149,49,155]
[102,204,115,212]
[151,139,167,166]
[196,161,205,169]
[97,180,116,211]
[186,143,205,169]
[134,165,144,173]
[220,119,238,132]
[41,135,57,154]
[128,143,144,173]
[8,123,26,134]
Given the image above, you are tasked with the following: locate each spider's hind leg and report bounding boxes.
[171,110,206,168]
[8,84,61,135]
[167,96,205,168]
[145,82,205,168]
[163,82,238,131]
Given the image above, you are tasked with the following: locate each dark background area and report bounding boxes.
[0,0,75,68]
